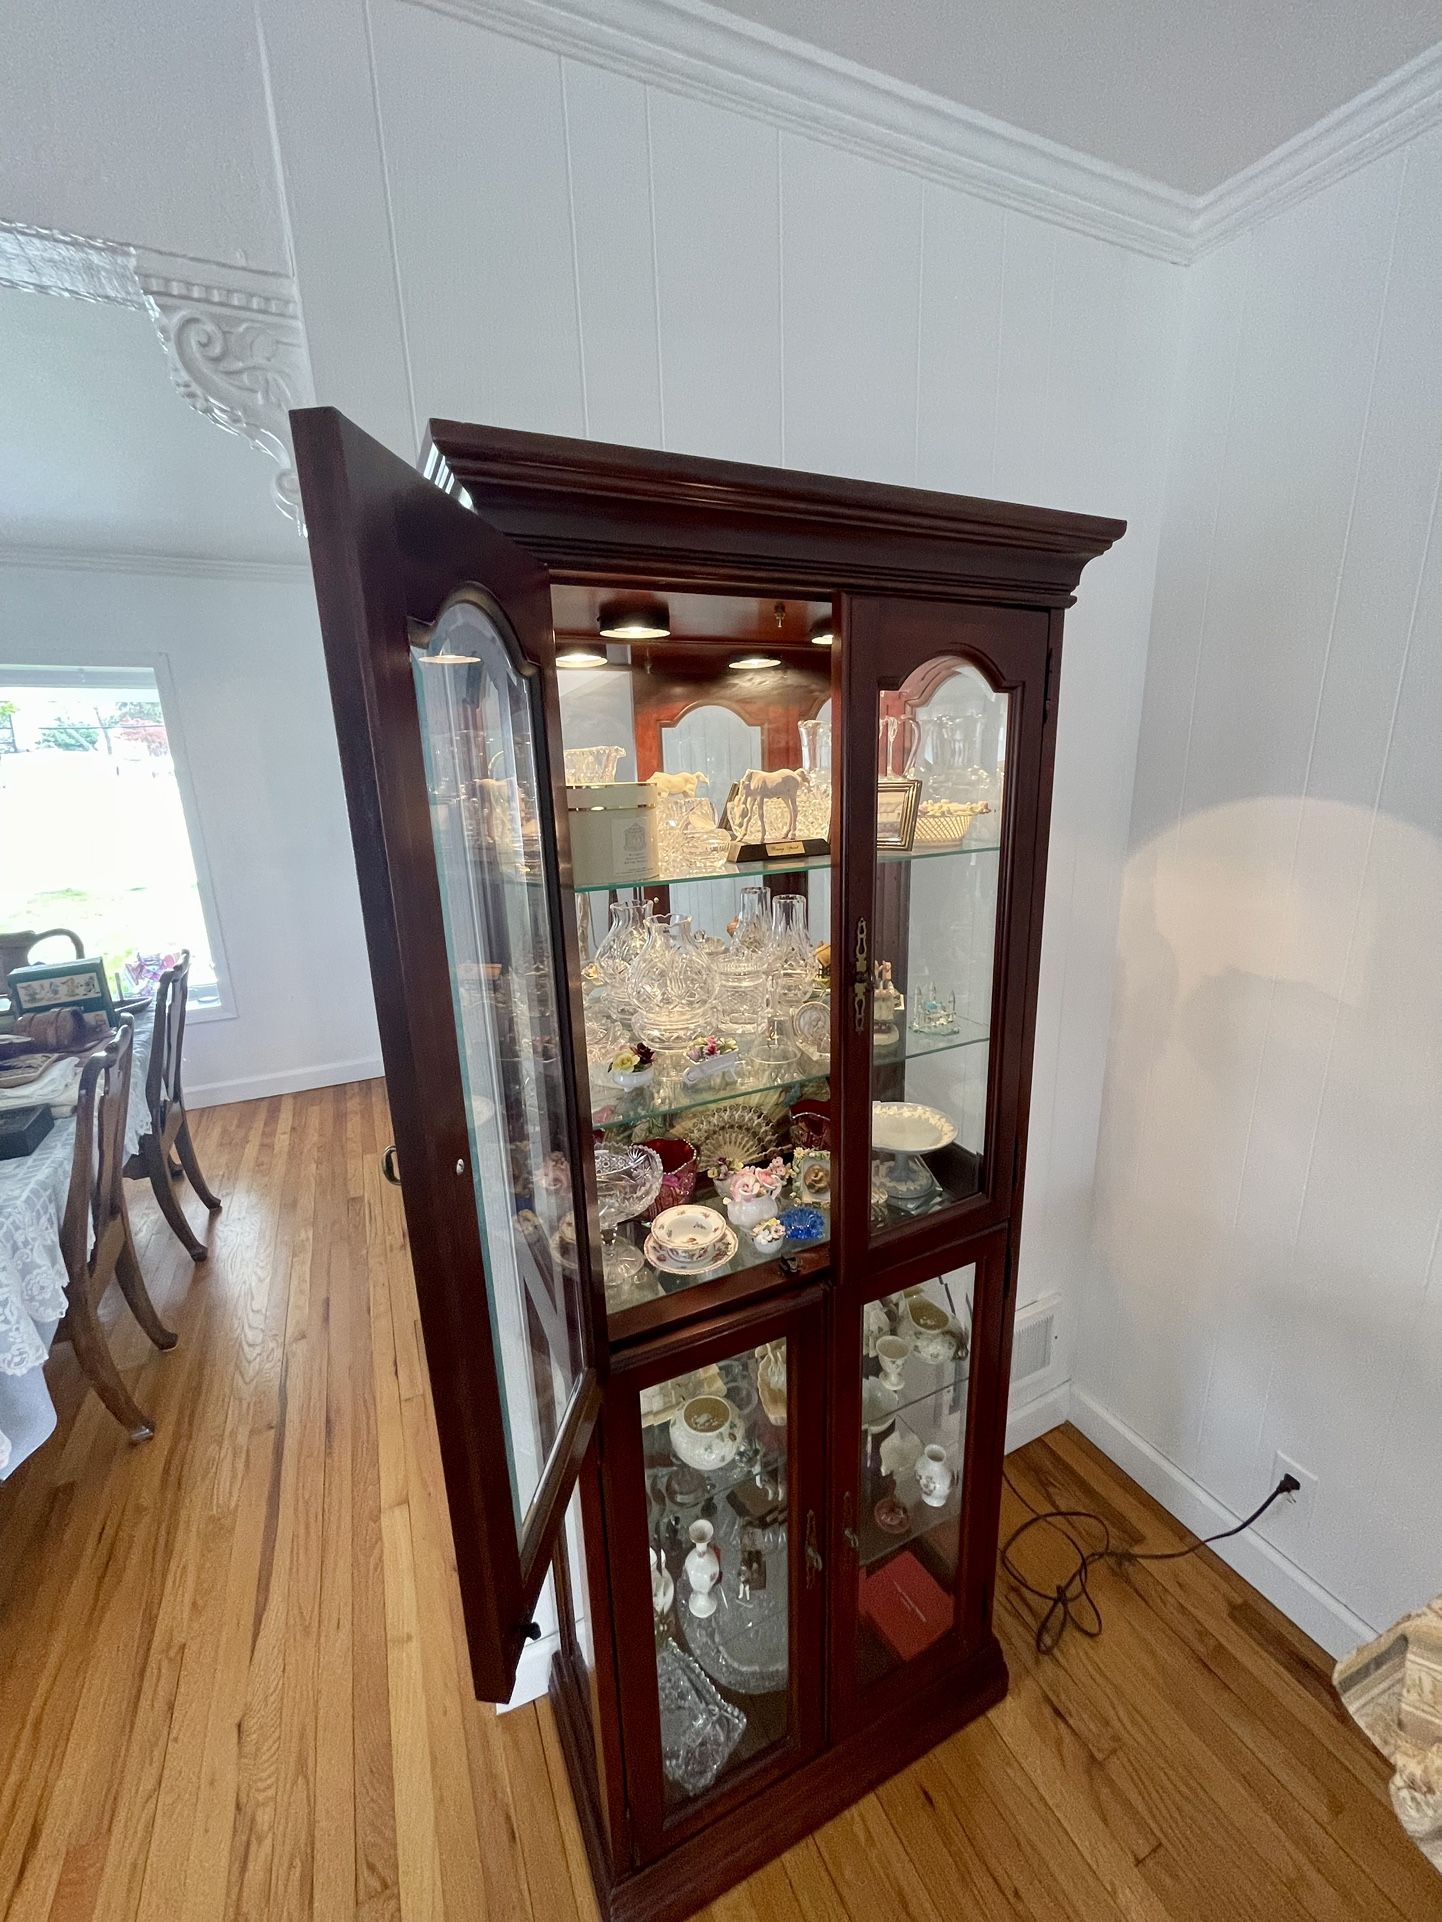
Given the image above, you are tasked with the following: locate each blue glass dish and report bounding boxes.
[778,1205,826,1246]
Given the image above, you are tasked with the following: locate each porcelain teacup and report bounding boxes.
[651,1203,727,1266]
[875,1333,911,1388]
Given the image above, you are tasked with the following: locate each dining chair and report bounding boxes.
[57,1018,177,1442]
[125,950,222,1262]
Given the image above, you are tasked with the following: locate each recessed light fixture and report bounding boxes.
[556,647,608,669]
[597,595,670,641]
[729,654,781,671]
[808,618,835,647]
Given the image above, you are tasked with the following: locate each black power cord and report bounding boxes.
[1000,1465,1301,1655]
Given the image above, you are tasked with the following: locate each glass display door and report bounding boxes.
[604,1292,826,1858]
[293,409,606,1703]
[836,597,1052,1269]
[828,1232,1007,1732]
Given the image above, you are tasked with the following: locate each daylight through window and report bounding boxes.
[0,666,223,1008]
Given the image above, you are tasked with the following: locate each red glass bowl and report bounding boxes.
[789,1101,832,1151]
[641,1138,698,1219]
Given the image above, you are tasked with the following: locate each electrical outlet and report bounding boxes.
[1259,1451,1316,1552]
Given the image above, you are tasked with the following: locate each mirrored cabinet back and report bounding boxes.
[292,408,1123,1922]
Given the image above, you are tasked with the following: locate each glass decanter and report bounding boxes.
[711,884,772,1037]
[629,913,716,1052]
[768,894,815,1025]
[593,898,650,1014]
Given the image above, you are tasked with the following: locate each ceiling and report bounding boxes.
[0,291,302,567]
[705,0,1442,194]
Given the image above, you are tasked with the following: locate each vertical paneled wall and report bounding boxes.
[297,0,1183,1343]
[1081,127,1442,1639]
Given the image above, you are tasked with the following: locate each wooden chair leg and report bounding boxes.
[63,1290,154,1443]
[115,1215,178,1351]
[175,1111,222,1213]
[142,1134,209,1263]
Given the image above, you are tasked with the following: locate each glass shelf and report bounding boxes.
[590,1050,829,1132]
[871,1013,989,1065]
[867,1349,969,1429]
[609,1188,830,1318]
[574,838,999,895]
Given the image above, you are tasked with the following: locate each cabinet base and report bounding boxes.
[551,1638,1009,1922]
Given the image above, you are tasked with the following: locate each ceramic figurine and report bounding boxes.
[862,1299,892,1357]
[872,961,904,1048]
[685,1519,722,1618]
[915,1443,954,1508]
[650,1546,675,1622]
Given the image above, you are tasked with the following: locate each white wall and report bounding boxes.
[0,559,380,1105]
[263,0,1184,1351]
[1079,126,1442,1648]
[0,0,289,272]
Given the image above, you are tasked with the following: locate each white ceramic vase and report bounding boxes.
[915,1443,953,1508]
[684,1520,721,1618]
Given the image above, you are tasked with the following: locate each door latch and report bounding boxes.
[852,916,870,1033]
[380,1143,401,1186]
[842,1489,860,1553]
[805,1510,823,1586]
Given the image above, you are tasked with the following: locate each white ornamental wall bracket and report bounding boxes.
[0,219,312,534]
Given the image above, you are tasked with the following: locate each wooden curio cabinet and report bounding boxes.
[293,408,1122,1922]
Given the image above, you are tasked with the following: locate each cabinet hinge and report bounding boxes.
[1012,1136,1021,1188]
[1043,645,1056,722]
[1003,1250,1014,1306]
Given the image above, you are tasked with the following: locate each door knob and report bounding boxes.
[380,1143,401,1186]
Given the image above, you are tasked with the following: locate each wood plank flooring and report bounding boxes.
[1,1081,1435,1921]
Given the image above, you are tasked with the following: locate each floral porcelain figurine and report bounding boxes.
[684,1519,722,1618]
[724,1157,786,1230]
[872,960,904,1048]
[609,1040,655,1089]
[681,1033,739,1087]
[749,1214,786,1254]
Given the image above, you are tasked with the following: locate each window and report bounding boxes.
[0,665,227,1010]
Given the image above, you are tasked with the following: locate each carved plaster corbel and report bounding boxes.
[141,268,312,531]
[0,219,311,535]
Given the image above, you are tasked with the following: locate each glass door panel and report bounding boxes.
[868,661,1006,1242]
[854,1266,976,1690]
[413,596,585,1533]
[641,1337,793,1813]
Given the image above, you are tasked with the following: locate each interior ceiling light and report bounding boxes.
[809,618,835,646]
[597,596,670,641]
[729,655,781,670]
[556,647,608,669]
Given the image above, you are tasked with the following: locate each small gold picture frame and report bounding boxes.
[876,778,921,851]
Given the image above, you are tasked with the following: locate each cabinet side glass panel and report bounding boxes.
[856,1266,976,1688]
[412,597,584,1538]
[640,1339,792,1812]
[869,662,1005,1241]
[554,606,835,1323]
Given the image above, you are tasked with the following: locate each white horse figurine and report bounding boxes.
[647,770,708,798]
[728,767,806,841]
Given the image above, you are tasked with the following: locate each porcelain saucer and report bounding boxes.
[644,1224,740,1279]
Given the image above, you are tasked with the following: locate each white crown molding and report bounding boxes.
[403,0,1196,261]
[0,221,311,531]
[0,540,310,583]
[400,0,1440,265]
[1190,41,1442,255]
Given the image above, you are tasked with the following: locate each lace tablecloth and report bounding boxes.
[0,1017,153,1476]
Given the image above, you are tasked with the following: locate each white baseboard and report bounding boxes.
[1006,1381,1072,1455]
[500,1382,1076,1712]
[1069,1388,1374,1659]
[186,1056,384,1108]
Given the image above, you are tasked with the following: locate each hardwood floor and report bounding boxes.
[0,1081,1434,1922]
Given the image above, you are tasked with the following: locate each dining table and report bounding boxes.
[0,1010,154,1476]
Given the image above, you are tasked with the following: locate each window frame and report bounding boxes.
[0,654,235,1020]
